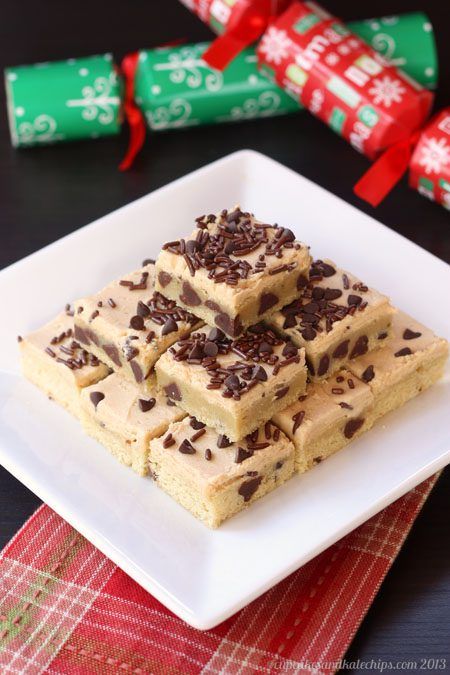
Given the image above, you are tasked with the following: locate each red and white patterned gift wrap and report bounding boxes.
[410,108,450,210]
[256,1,433,159]
[179,0,291,69]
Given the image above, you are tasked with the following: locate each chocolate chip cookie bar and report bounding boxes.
[347,310,448,425]
[269,259,395,380]
[155,324,307,441]
[80,372,185,475]
[155,207,311,338]
[273,370,373,472]
[19,312,110,418]
[149,416,294,528]
[74,263,203,390]
[274,310,448,472]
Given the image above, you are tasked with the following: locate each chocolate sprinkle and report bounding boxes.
[205,449,212,461]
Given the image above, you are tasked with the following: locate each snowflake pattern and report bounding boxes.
[325,52,339,66]
[368,76,406,107]
[259,27,291,66]
[418,137,450,175]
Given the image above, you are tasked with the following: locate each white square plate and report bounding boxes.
[1,150,449,630]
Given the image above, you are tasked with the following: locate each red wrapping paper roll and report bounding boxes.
[179,0,290,69]
[410,108,450,210]
[256,1,433,159]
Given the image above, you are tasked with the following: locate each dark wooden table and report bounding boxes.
[1,0,449,670]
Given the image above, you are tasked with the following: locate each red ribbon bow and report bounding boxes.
[353,129,422,207]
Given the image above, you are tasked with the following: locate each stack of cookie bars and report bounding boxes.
[19,208,448,527]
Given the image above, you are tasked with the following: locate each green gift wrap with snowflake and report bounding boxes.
[5,54,122,147]
[134,42,299,130]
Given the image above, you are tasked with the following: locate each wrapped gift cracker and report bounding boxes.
[348,12,438,90]
[410,109,450,209]
[134,41,300,130]
[178,0,290,69]
[256,1,433,159]
[355,107,450,209]
[5,54,122,147]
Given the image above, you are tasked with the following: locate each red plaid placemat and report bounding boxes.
[0,474,440,674]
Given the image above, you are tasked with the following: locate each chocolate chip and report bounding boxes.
[180,281,201,307]
[130,315,145,330]
[217,434,231,448]
[324,288,341,302]
[252,365,267,381]
[395,347,412,357]
[344,418,364,439]
[332,340,349,359]
[301,326,316,341]
[204,340,218,357]
[185,240,198,256]
[259,341,273,354]
[137,301,150,317]
[275,461,283,470]
[297,274,308,290]
[378,331,388,340]
[188,343,204,360]
[123,343,139,361]
[205,449,212,461]
[102,343,121,367]
[361,365,375,382]
[258,292,278,316]
[403,328,422,340]
[208,327,225,342]
[130,360,144,383]
[142,258,155,267]
[205,300,221,312]
[347,294,362,307]
[139,398,156,412]
[179,439,196,455]
[224,374,240,391]
[158,271,172,288]
[164,382,182,401]
[163,433,175,448]
[235,447,253,464]
[90,391,105,409]
[350,335,368,359]
[282,341,298,358]
[275,386,289,400]
[190,417,206,430]
[74,325,90,346]
[214,312,243,338]
[317,354,330,376]
[238,476,262,502]
[161,317,178,336]
[303,301,319,314]
[292,410,305,433]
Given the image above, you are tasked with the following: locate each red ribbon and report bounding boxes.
[203,1,276,70]
[353,129,422,207]
[118,52,146,172]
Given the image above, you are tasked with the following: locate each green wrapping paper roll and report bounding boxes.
[5,54,122,147]
[134,42,300,130]
[348,13,438,89]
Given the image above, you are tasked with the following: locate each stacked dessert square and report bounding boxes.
[19,207,448,527]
